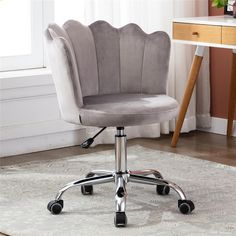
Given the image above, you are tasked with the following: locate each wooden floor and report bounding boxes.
[0,131,236,167]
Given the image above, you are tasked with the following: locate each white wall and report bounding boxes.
[0,69,86,157]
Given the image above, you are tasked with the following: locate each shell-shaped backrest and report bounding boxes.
[49,20,170,100]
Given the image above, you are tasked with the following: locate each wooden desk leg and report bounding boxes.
[171,46,205,147]
[227,49,236,137]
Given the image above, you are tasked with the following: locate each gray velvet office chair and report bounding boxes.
[45,20,194,227]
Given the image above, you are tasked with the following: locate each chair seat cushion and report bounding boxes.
[80,94,179,127]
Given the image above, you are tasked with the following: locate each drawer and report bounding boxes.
[222,26,236,45]
[173,23,222,44]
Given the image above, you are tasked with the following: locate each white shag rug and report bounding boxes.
[0,145,236,236]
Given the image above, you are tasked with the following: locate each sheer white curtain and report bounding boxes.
[54,0,210,144]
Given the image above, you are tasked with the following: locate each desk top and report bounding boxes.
[173,15,236,27]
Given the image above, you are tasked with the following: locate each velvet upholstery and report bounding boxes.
[81,94,178,127]
[45,25,82,123]
[64,20,99,97]
[46,20,178,127]
[89,21,120,94]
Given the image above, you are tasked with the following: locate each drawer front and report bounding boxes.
[222,27,236,45]
[173,23,222,44]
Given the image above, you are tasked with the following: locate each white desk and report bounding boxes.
[171,16,236,147]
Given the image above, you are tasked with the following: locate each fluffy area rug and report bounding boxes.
[0,145,236,236]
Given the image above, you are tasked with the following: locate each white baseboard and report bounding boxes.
[0,120,86,158]
[199,117,236,137]
[0,129,86,158]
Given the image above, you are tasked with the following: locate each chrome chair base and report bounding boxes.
[47,128,194,227]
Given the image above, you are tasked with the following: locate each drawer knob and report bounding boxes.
[192,32,199,36]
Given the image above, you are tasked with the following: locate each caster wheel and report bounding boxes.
[114,212,127,227]
[81,173,94,195]
[178,200,195,214]
[156,185,170,195]
[47,199,63,215]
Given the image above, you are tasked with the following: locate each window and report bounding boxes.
[54,0,87,25]
[54,0,117,26]
[0,0,117,72]
[0,0,53,72]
